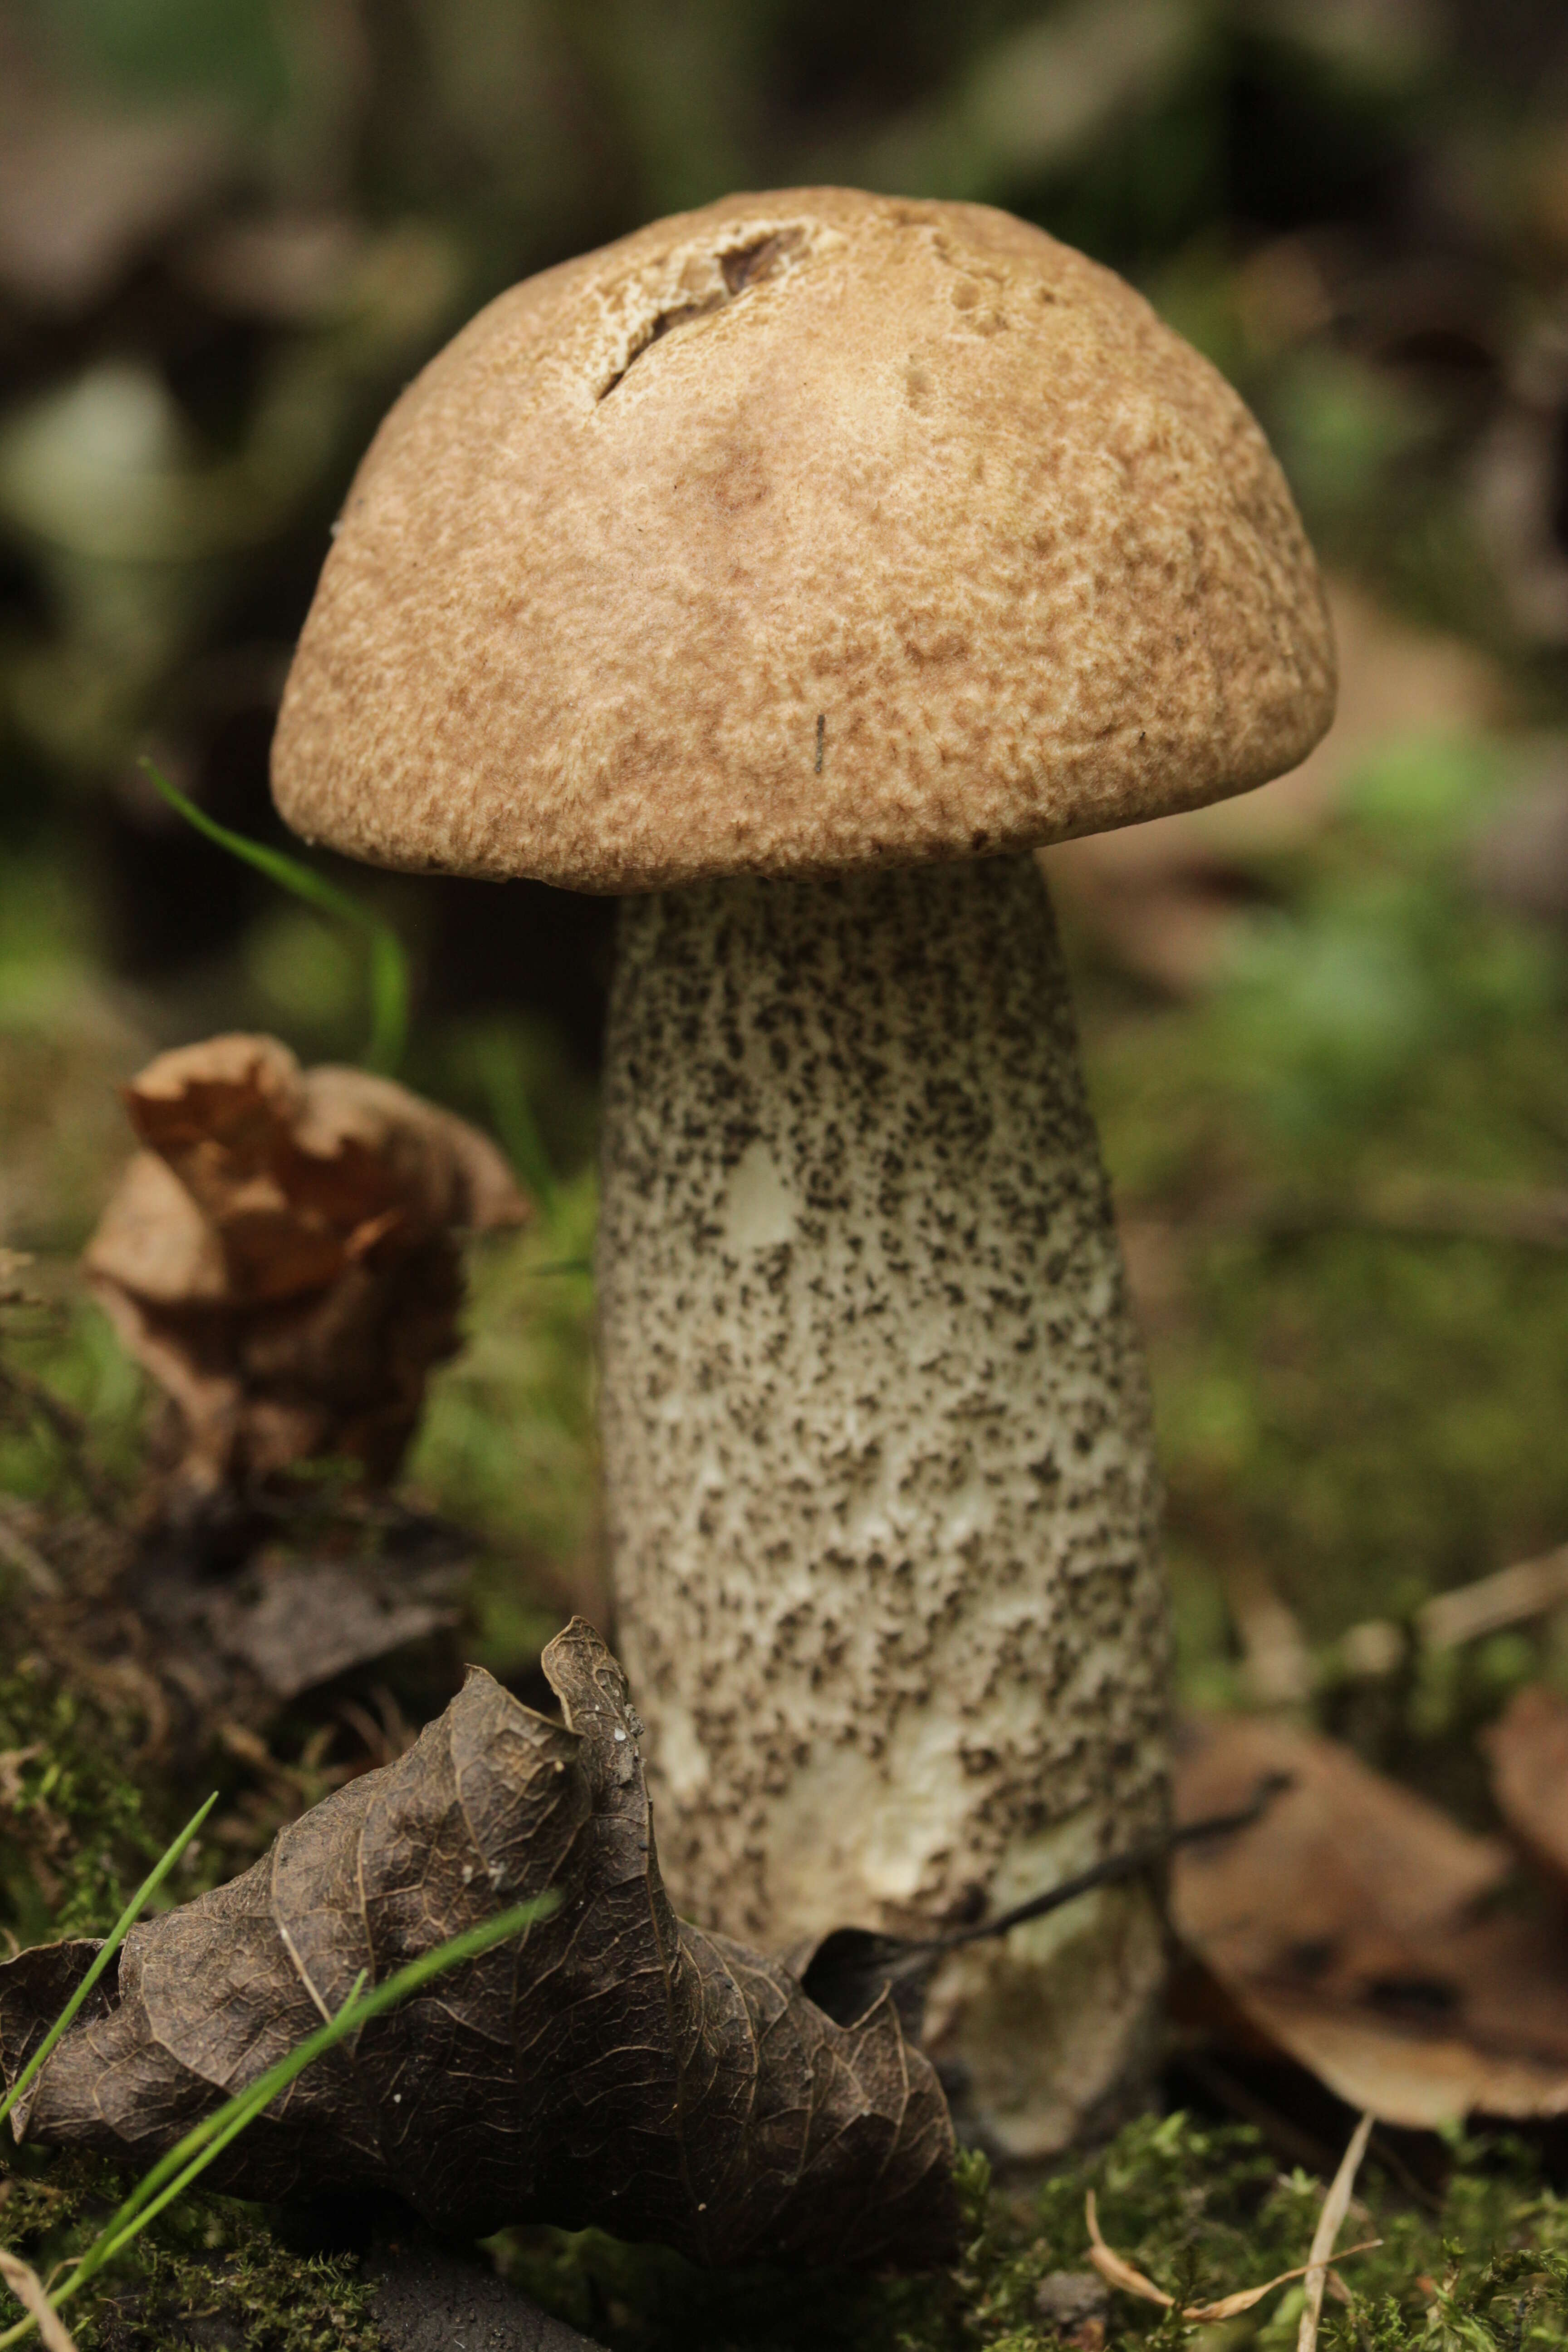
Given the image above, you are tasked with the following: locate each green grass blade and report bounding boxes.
[0,1792,217,2139]
[23,1891,558,2334]
[364,923,412,1078]
[138,758,410,1075]
[61,1970,377,2287]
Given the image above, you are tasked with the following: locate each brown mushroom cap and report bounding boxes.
[272,187,1335,893]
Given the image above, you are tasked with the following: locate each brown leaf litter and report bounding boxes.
[1171,1711,1568,2127]
[5,1473,485,1747]
[83,1034,528,1514]
[1484,1682,1568,1894]
[0,1621,957,2269]
[154,1532,461,1707]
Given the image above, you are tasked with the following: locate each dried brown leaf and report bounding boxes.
[0,1621,956,2269]
[146,1540,466,1706]
[1172,1715,1568,2126]
[83,1035,529,1499]
[1484,1683,1568,1894]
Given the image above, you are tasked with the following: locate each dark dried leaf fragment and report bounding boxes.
[0,1622,956,2270]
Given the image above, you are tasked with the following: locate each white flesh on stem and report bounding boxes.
[598,854,1169,2153]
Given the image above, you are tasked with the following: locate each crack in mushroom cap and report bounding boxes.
[271,187,1335,893]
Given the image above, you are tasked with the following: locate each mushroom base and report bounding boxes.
[598,855,1169,2155]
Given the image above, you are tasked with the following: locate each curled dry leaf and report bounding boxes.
[1172,1714,1568,2127]
[1419,1543,1568,1650]
[0,1621,957,2270]
[83,1035,528,1505]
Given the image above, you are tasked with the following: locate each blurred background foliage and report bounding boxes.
[4,0,1568,1766]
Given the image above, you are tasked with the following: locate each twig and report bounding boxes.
[799,1776,1295,2027]
[1338,1540,1568,1673]
[1418,1544,1568,1649]
[1298,2110,1374,2352]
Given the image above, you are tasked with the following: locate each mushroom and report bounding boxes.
[271,188,1334,2152]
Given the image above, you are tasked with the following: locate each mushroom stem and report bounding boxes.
[598,854,1169,2153]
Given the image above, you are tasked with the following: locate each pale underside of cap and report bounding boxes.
[271,187,1336,892]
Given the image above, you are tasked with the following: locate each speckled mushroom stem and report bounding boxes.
[597,853,1170,2155]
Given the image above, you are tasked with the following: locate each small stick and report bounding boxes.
[1298,2110,1374,2352]
[1336,1541,1568,1676]
[800,1774,1294,2026]
[1419,1544,1568,1649]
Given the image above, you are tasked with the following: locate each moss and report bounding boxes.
[485,2115,1568,2352]
[85,2214,382,2352]
[0,1657,162,1949]
[0,2152,379,2352]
